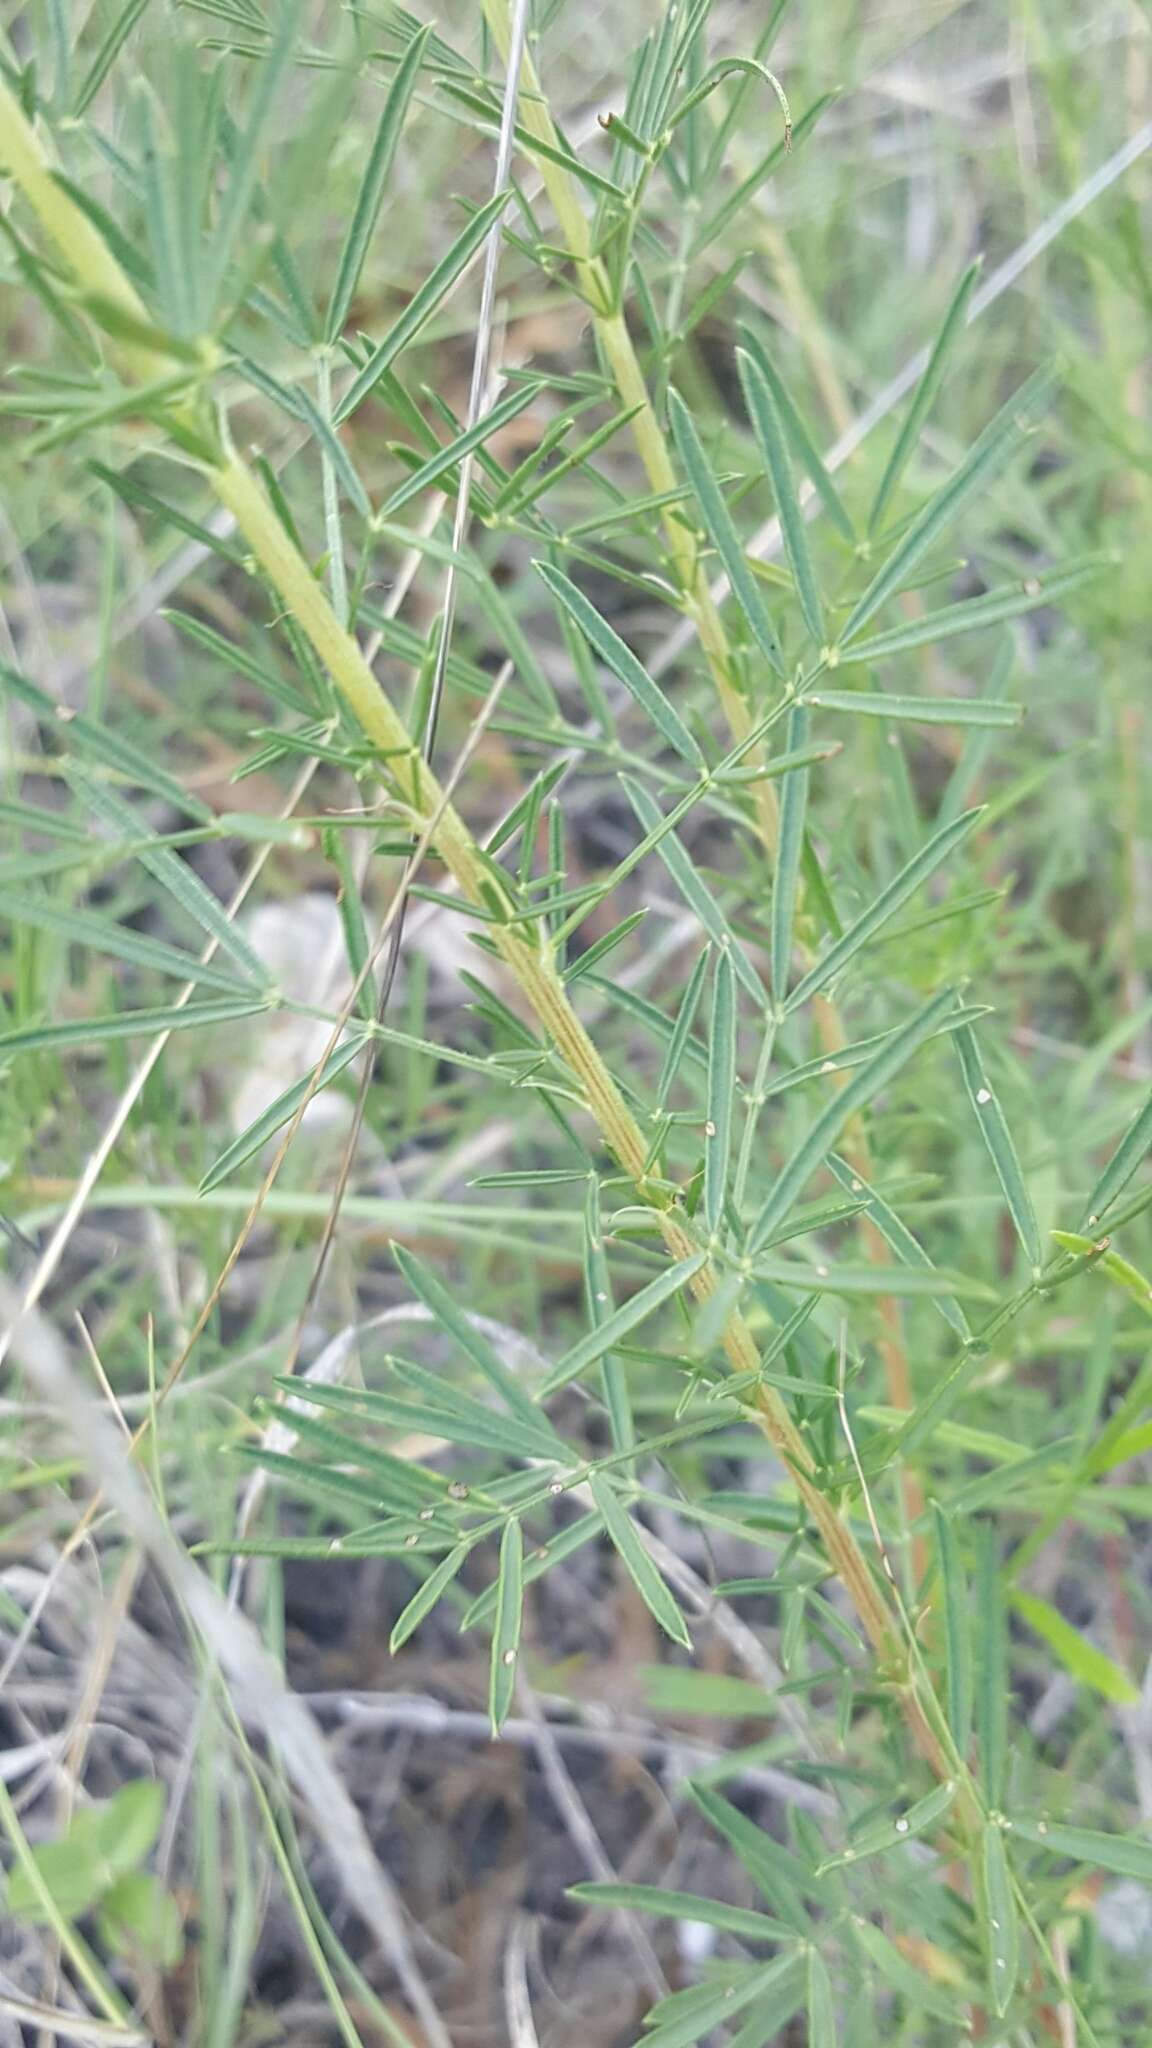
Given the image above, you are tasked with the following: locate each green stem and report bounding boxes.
[0,63,962,1787]
[478,0,779,852]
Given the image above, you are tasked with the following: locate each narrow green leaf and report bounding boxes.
[806,1948,836,2048]
[0,994,272,1056]
[641,1957,799,2048]
[771,701,810,1001]
[240,358,373,520]
[382,383,540,518]
[582,1176,634,1460]
[258,1406,443,1511]
[982,1822,1018,2017]
[569,1883,785,1942]
[806,690,1019,728]
[666,388,784,675]
[641,1668,781,1716]
[1012,1590,1138,1705]
[237,1444,384,1514]
[1093,1244,1152,1318]
[564,909,648,986]
[826,1779,956,1868]
[622,778,764,1001]
[953,1435,1072,1515]
[325,23,432,340]
[749,987,957,1254]
[763,1005,990,1106]
[199,1535,404,1561]
[288,1376,561,1463]
[198,1037,366,1192]
[667,57,791,142]
[641,1956,800,2048]
[736,347,825,645]
[205,0,303,311]
[688,1784,820,1931]
[165,608,312,713]
[843,364,1059,642]
[827,1156,970,1338]
[931,1503,973,1756]
[390,1541,472,1653]
[850,1920,966,2024]
[494,402,642,518]
[580,976,706,1081]
[691,91,836,257]
[1085,1418,1152,1474]
[590,1476,691,1647]
[1011,1818,1152,1883]
[488,1517,524,1733]
[393,1243,544,1427]
[1,663,211,819]
[73,772,270,987]
[540,1253,707,1397]
[975,1522,1007,1808]
[737,330,854,542]
[537,564,703,768]
[91,462,245,565]
[704,950,736,1236]
[868,260,980,534]
[0,797,91,844]
[336,191,509,422]
[461,1510,603,1632]
[135,81,194,342]
[320,825,375,1022]
[634,0,699,134]
[1081,1085,1152,1227]
[439,81,630,200]
[753,1258,990,1300]
[836,555,1109,663]
[714,740,839,788]
[74,0,150,115]
[4,890,257,994]
[486,760,566,858]
[656,949,709,1105]
[471,1169,590,1189]
[953,1023,1041,1269]
[784,811,981,1015]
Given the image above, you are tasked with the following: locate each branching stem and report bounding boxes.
[0,66,955,1795]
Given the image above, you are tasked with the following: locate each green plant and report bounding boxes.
[4,1779,183,1969]
[2,2,1151,2044]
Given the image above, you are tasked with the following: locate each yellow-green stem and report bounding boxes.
[0,64,964,1788]
[478,0,779,849]
[156,460,910,1692]
[0,81,172,384]
[478,4,934,1553]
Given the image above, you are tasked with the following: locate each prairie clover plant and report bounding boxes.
[1,1,1150,2043]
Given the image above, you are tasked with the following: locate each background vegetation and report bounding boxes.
[1,0,1151,2043]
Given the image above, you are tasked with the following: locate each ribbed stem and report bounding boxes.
[0,62,960,1787]
[476,5,926,1538]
